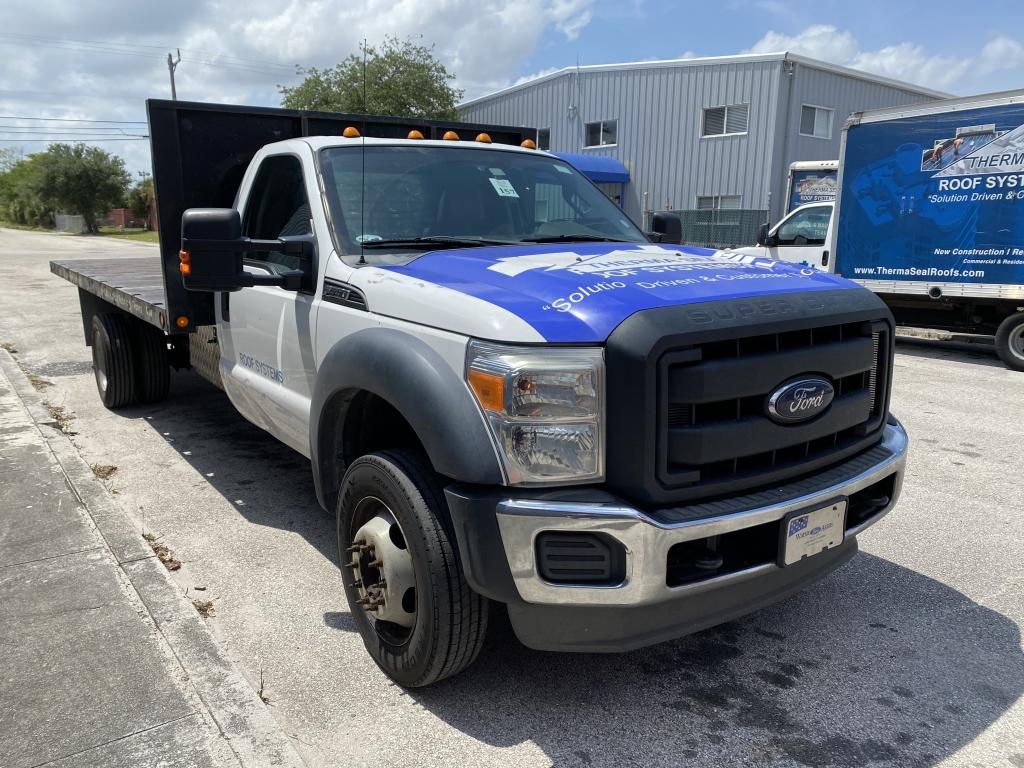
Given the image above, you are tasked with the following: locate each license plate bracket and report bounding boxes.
[778,499,847,567]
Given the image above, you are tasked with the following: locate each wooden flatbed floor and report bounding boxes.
[51,257,169,331]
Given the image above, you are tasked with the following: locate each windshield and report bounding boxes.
[318,145,646,259]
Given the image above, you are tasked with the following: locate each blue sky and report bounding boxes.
[0,0,1021,173]
[515,0,1024,96]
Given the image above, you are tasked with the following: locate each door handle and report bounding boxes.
[821,250,830,267]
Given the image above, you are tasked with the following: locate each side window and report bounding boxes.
[775,206,830,247]
[242,155,312,270]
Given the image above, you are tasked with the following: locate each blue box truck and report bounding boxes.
[833,89,1024,370]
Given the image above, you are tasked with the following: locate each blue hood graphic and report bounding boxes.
[382,242,858,342]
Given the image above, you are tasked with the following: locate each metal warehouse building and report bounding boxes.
[459,52,946,245]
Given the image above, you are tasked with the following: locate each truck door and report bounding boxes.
[216,152,319,456]
[766,203,833,270]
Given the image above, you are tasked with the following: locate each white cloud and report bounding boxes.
[744,24,1022,94]
[0,0,596,172]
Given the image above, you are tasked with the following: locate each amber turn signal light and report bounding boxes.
[467,369,505,413]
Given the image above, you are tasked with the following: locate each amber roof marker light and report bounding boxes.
[476,133,492,143]
[407,129,425,140]
[442,130,461,141]
[342,126,361,138]
[520,138,537,149]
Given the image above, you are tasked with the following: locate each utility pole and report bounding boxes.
[167,49,181,100]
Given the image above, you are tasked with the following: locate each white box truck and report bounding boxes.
[735,89,1024,370]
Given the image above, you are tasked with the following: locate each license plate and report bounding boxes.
[779,500,847,567]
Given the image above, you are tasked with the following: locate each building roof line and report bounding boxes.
[458,51,951,109]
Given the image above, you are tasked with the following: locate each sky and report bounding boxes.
[1,0,1022,176]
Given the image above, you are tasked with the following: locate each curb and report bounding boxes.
[0,348,307,768]
[895,326,995,347]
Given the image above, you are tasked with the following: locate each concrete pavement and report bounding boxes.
[0,342,305,768]
[1,226,1023,768]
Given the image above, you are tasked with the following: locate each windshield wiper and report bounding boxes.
[519,234,632,243]
[359,236,512,250]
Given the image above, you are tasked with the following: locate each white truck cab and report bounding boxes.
[731,201,835,271]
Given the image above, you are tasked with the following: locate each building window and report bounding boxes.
[584,119,617,147]
[702,104,748,137]
[537,128,550,150]
[800,105,833,139]
[696,195,742,210]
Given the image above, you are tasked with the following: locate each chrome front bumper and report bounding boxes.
[495,421,908,607]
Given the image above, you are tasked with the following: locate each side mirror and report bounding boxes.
[756,223,769,246]
[649,212,683,244]
[179,208,312,293]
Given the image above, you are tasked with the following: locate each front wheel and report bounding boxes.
[995,312,1024,371]
[337,450,488,687]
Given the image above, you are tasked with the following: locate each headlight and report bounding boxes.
[465,341,604,485]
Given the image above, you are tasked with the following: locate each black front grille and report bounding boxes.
[605,288,894,507]
[658,320,890,498]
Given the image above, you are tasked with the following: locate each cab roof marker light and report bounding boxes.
[407,129,424,140]
[342,126,361,138]
[442,130,460,141]
[520,138,537,149]
[476,132,492,143]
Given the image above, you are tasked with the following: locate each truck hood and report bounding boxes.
[378,242,859,343]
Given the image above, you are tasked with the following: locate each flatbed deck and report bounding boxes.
[51,257,169,332]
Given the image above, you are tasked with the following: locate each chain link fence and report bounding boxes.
[646,209,768,249]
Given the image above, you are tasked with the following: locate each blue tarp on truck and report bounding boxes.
[836,99,1024,288]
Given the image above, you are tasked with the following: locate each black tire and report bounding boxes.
[995,312,1024,372]
[91,313,137,409]
[133,322,170,403]
[337,450,488,687]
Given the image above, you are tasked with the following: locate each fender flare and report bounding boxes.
[309,328,504,510]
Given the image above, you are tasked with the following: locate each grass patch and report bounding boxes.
[192,599,215,618]
[44,402,75,433]
[27,373,52,391]
[143,532,182,571]
[0,221,54,233]
[91,463,118,480]
[95,226,159,243]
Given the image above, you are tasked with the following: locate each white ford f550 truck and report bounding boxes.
[53,101,908,687]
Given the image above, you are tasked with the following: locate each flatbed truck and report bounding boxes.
[52,100,908,687]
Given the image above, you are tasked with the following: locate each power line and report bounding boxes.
[0,126,141,133]
[0,115,146,124]
[0,137,149,142]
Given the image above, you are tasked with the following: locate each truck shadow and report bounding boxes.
[410,554,1023,767]
[140,371,1022,768]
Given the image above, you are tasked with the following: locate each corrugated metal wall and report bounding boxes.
[460,58,937,226]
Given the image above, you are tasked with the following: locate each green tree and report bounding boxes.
[127,176,154,229]
[279,36,463,120]
[0,153,51,227]
[36,143,130,232]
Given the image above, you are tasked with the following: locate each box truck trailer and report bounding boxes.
[735,89,1024,370]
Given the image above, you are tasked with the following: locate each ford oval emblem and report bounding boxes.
[767,377,835,424]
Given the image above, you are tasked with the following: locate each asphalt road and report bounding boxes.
[1,227,1022,768]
